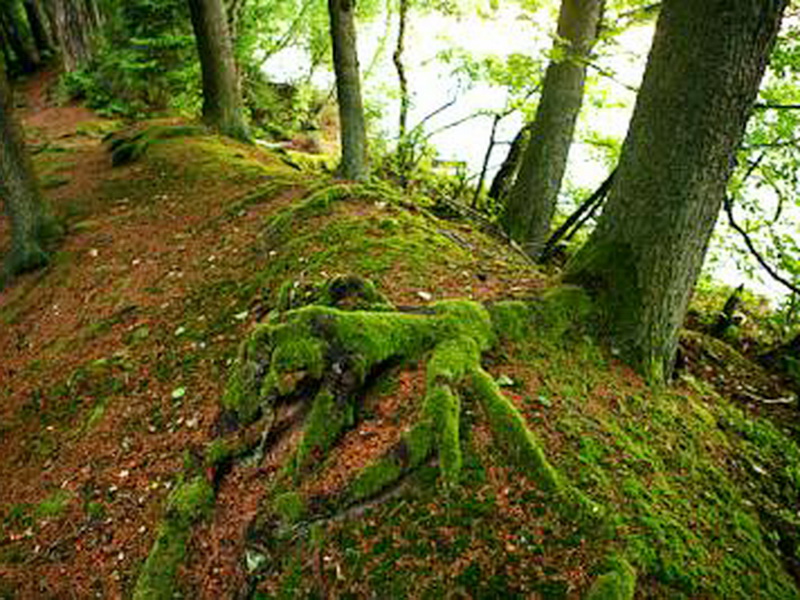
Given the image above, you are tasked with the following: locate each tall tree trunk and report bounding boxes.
[501,0,604,257]
[187,0,250,142]
[0,58,50,282]
[565,0,788,383]
[393,0,409,187]
[0,1,40,73]
[225,0,247,46]
[488,123,531,203]
[48,0,93,72]
[329,0,368,180]
[22,0,53,56]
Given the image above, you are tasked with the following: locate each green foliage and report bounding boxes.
[60,0,198,117]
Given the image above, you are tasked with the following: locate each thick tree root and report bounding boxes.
[221,278,603,521]
[136,275,633,597]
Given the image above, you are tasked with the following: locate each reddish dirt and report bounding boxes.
[0,72,303,597]
[0,71,552,599]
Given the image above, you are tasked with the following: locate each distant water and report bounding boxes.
[262,10,792,302]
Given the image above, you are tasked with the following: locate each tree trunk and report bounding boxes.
[501,0,604,257]
[393,0,409,187]
[0,1,40,73]
[565,0,788,383]
[328,0,368,180]
[0,58,49,281]
[187,0,250,142]
[225,0,247,46]
[48,0,93,72]
[487,123,530,203]
[22,0,53,56]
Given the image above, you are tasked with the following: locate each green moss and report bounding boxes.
[84,401,106,430]
[346,421,435,503]
[204,438,235,468]
[40,173,71,189]
[273,492,305,524]
[35,490,71,519]
[108,124,207,167]
[225,177,301,216]
[585,557,636,600]
[488,301,532,342]
[532,285,594,340]
[85,501,105,520]
[133,476,214,600]
[291,388,352,476]
[75,119,125,138]
[470,368,562,494]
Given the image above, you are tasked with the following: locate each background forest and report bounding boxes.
[3,0,800,598]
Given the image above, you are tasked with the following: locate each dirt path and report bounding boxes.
[0,72,302,597]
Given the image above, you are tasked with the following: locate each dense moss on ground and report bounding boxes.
[126,175,800,599]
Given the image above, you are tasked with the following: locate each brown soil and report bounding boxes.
[0,71,549,598]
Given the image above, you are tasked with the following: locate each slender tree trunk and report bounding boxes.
[501,0,604,257]
[0,1,40,73]
[488,124,530,203]
[0,58,49,281]
[22,0,53,56]
[83,0,102,29]
[393,0,409,187]
[473,113,501,209]
[565,0,788,383]
[394,0,409,139]
[187,0,250,142]
[329,0,368,180]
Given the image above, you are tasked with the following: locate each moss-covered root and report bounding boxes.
[224,300,495,469]
[585,557,637,600]
[470,367,561,492]
[346,334,483,501]
[133,477,214,600]
[470,366,604,522]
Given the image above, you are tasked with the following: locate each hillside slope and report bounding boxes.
[2,81,800,599]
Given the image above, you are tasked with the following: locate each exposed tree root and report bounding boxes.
[134,275,635,598]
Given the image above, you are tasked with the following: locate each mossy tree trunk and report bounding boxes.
[0,0,40,73]
[566,0,788,383]
[187,0,250,142]
[328,0,368,180]
[501,0,604,257]
[22,0,53,57]
[0,57,50,282]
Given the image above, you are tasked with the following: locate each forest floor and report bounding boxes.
[1,72,800,599]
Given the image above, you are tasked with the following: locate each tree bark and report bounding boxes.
[48,0,93,72]
[565,0,788,382]
[0,58,49,281]
[393,0,409,187]
[329,0,368,180]
[22,0,53,56]
[0,1,40,73]
[187,0,250,142]
[488,124,530,203]
[501,0,604,257]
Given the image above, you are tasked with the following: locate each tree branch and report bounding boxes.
[539,168,616,264]
[723,196,800,296]
[754,103,800,110]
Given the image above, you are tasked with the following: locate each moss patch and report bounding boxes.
[133,476,214,600]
